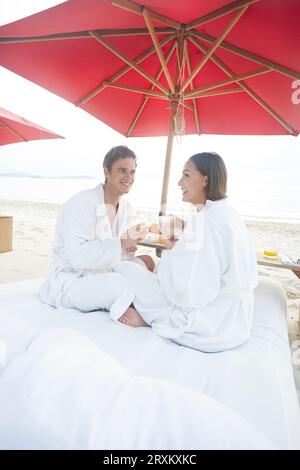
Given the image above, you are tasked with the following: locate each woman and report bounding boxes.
[116,152,258,352]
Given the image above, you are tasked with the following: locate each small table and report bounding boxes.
[138,239,166,257]
[138,239,166,250]
[256,252,300,279]
[256,252,300,329]
[139,239,300,279]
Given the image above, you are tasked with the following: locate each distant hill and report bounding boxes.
[0,173,95,179]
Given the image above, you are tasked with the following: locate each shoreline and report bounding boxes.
[1,196,300,226]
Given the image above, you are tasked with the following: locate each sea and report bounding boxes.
[0,174,299,224]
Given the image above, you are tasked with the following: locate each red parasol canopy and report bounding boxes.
[0,0,299,209]
[0,106,63,146]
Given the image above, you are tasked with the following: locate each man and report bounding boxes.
[40,145,154,322]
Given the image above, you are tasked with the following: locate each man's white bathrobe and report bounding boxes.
[115,200,258,352]
[40,184,142,321]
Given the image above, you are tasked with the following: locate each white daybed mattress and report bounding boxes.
[0,276,299,450]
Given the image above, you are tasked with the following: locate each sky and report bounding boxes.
[0,0,299,213]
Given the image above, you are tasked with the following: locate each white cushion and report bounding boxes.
[0,311,39,376]
[0,327,274,450]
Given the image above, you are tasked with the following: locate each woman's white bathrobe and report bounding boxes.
[115,200,258,352]
[40,184,142,321]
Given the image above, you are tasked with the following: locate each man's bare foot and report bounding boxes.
[118,307,149,328]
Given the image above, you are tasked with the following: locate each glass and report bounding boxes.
[158,215,174,240]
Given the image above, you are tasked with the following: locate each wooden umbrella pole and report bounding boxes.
[159,98,177,215]
[159,29,185,216]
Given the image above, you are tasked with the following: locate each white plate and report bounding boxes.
[263,253,280,259]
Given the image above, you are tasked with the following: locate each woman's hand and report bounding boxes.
[163,217,185,247]
[163,238,177,250]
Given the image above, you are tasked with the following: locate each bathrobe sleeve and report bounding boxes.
[157,211,223,309]
[59,192,122,270]
[157,207,258,310]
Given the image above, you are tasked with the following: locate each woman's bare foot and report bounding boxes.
[118,307,149,327]
[137,254,155,272]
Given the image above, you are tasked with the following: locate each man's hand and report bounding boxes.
[121,224,149,253]
[123,242,137,253]
[127,223,149,241]
[121,236,137,254]
[163,238,177,250]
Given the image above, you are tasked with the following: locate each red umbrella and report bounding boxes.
[0,0,299,211]
[0,106,64,146]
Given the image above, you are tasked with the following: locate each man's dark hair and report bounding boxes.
[103,145,137,172]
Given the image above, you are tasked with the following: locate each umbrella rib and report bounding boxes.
[127,40,177,137]
[112,0,181,30]
[0,31,91,44]
[103,82,167,98]
[89,31,169,95]
[184,40,200,134]
[126,99,149,138]
[196,88,244,97]
[182,103,194,112]
[190,31,300,81]
[0,28,174,45]
[180,6,248,94]
[0,119,27,142]
[174,29,186,89]
[189,36,296,134]
[185,67,271,99]
[186,0,259,30]
[77,34,174,106]
[142,8,175,94]
[236,84,296,134]
[93,27,173,37]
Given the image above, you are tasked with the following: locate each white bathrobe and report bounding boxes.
[115,199,258,352]
[40,184,142,320]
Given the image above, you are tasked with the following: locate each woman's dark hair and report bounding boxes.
[189,152,227,201]
[103,145,137,172]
